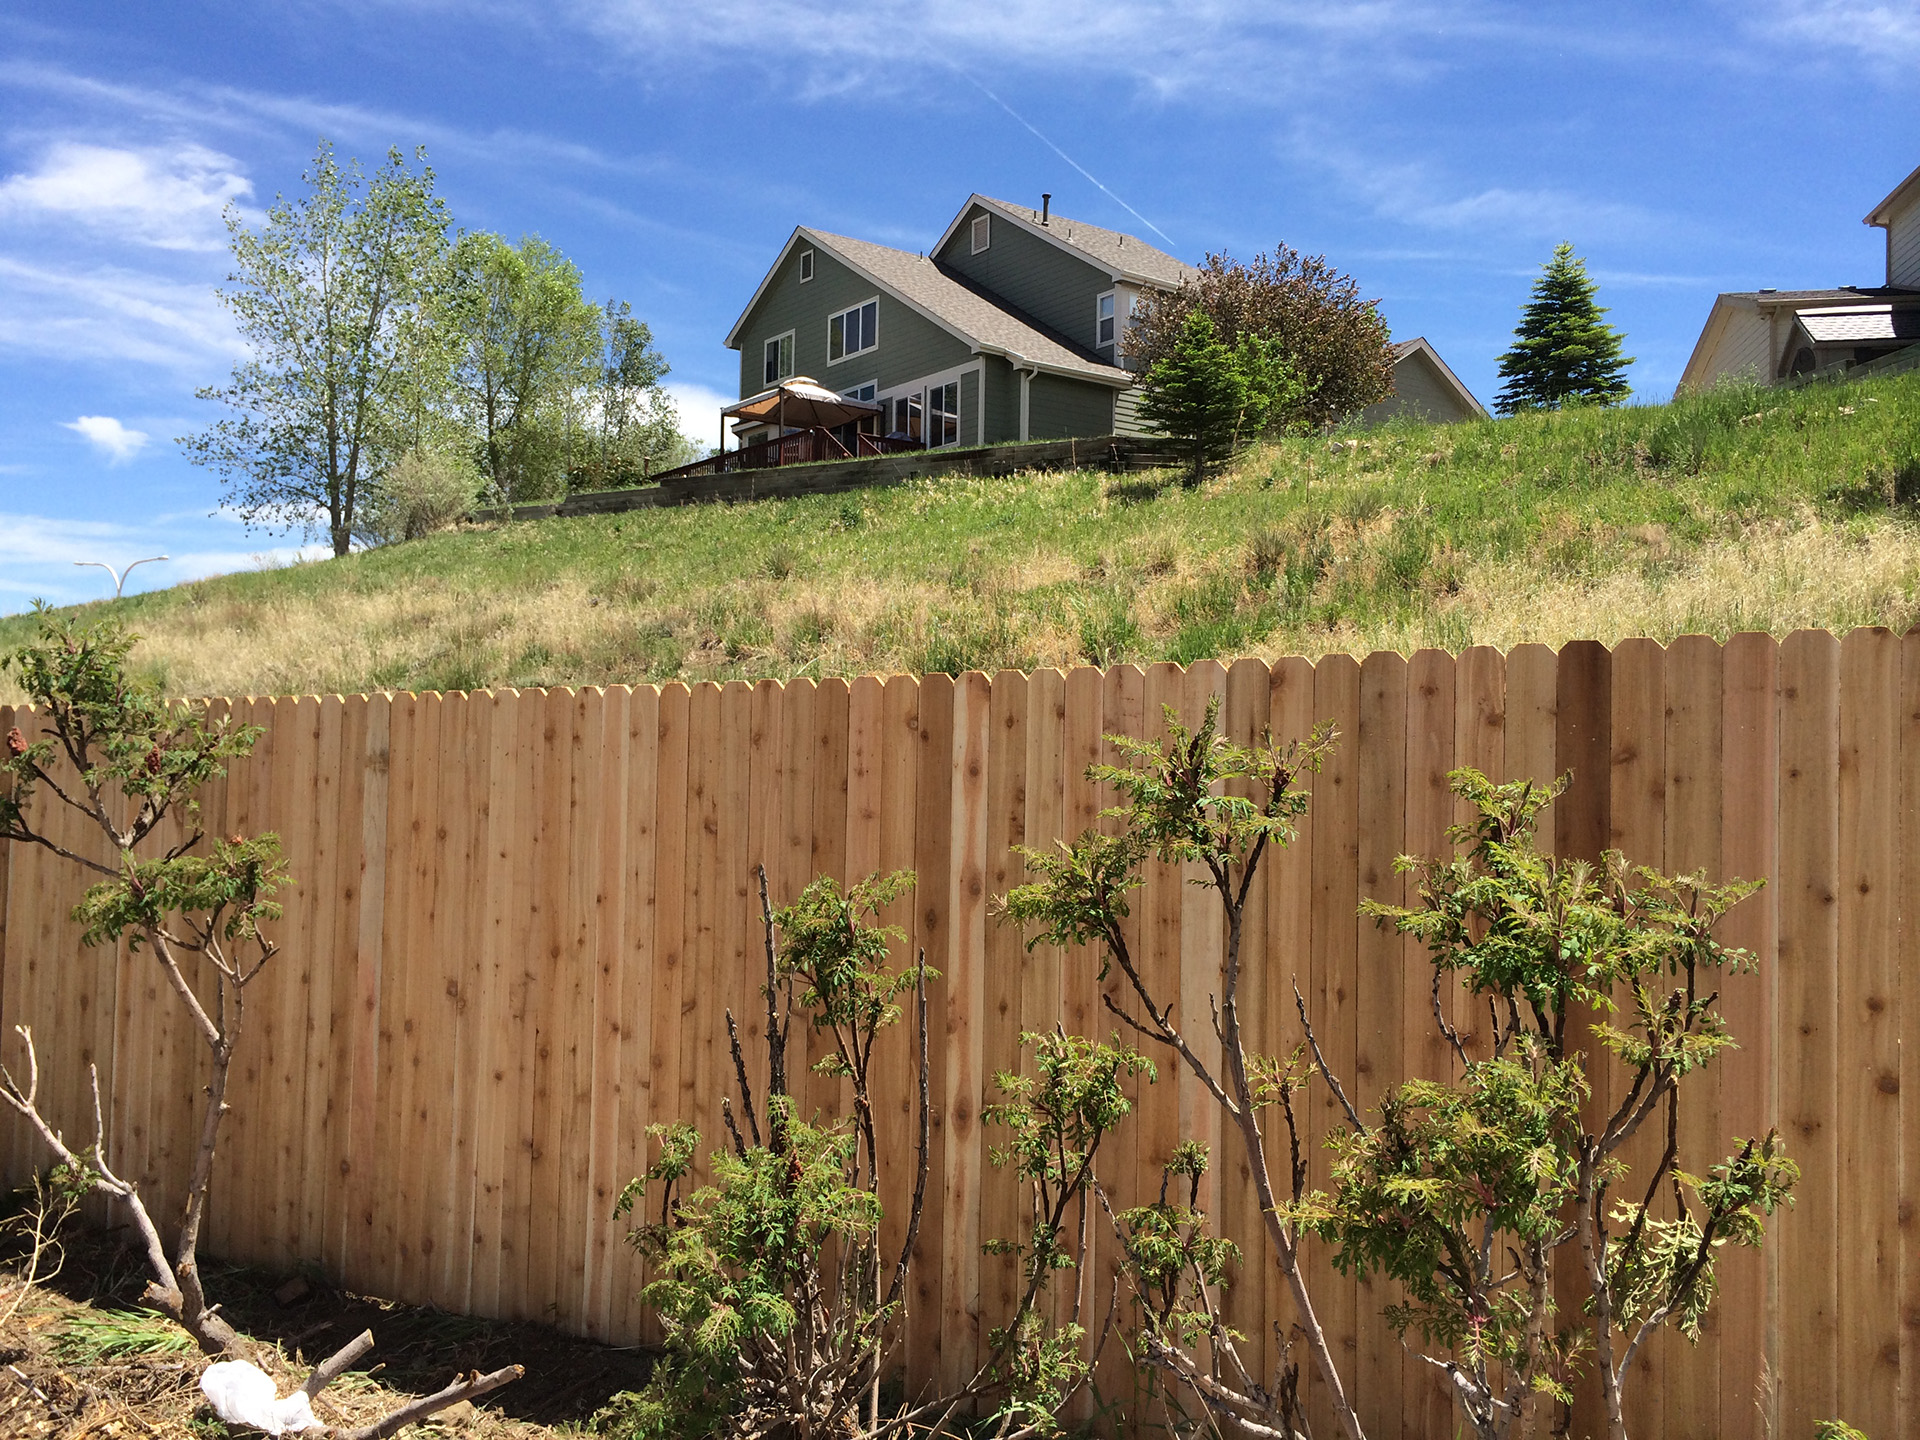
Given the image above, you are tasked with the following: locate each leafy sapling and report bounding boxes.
[983,1028,1154,1436]
[1001,697,1367,1440]
[0,607,522,1428]
[1309,1030,1587,1437]
[0,606,278,1356]
[1341,768,1794,1440]
[619,868,1134,1440]
[616,868,930,1440]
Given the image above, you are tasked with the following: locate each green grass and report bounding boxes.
[52,1305,197,1362]
[6,370,1920,700]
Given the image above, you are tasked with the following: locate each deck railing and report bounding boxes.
[649,428,935,486]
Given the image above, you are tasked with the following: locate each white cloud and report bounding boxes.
[664,380,737,448]
[561,0,1458,99]
[1746,0,1920,61]
[0,255,242,372]
[0,141,251,251]
[1288,135,1670,248]
[63,414,150,463]
[0,511,133,566]
[0,60,679,185]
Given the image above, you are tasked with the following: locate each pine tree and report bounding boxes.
[1493,242,1633,414]
[1138,312,1251,488]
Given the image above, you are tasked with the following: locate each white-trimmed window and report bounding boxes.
[884,392,922,442]
[842,381,877,403]
[763,330,794,386]
[828,298,879,364]
[798,248,815,281]
[971,214,991,254]
[1097,291,1117,349]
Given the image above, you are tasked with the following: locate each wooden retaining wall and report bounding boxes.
[476,434,1184,522]
[0,632,1912,1439]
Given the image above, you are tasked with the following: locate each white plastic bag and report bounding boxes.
[199,1359,324,1435]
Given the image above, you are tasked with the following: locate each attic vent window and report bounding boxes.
[799,248,815,281]
[971,214,990,254]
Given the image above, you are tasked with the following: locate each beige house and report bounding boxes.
[1679,161,1920,389]
[1363,337,1487,424]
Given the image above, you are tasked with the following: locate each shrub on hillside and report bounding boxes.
[1127,246,1393,430]
[361,448,480,544]
[1138,313,1309,487]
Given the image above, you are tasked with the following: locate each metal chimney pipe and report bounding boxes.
[1041,193,1051,225]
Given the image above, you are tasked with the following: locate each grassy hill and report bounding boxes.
[6,369,1920,702]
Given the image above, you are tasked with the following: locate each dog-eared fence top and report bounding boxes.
[1,629,1913,1440]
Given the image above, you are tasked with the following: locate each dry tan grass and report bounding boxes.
[8,510,1918,706]
[1401,513,1920,655]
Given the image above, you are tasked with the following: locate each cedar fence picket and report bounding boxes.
[0,631,1911,1438]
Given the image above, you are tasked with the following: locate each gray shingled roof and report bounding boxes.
[1731,287,1920,305]
[805,228,1134,386]
[974,196,1197,290]
[1796,304,1920,344]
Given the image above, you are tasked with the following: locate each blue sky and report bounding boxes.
[2,1,1916,609]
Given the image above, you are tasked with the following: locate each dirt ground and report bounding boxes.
[0,1226,655,1437]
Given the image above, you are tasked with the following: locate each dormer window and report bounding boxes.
[971,214,991,254]
[798,248,814,282]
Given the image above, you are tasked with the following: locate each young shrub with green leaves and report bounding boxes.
[1000,697,1367,1440]
[1338,769,1795,1440]
[1118,1135,1324,1440]
[1137,313,1306,489]
[983,1027,1154,1435]
[1,606,278,1356]
[1309,1030,1587,1437]
[616,868,1133,1440]
[614,868,926,1439]
[0,608,523,1427]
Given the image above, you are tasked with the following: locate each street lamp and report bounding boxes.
[75,556,169,600]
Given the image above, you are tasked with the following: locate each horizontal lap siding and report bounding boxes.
[1027,372,1115,442]
[2,635,1914,1440]
[736,244,973,400]
[1889,194,1920,288]
[935,203,1113,347]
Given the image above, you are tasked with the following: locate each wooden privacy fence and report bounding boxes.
[0,632,1912,1440]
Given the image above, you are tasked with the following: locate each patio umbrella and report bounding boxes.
[721,377,882,434]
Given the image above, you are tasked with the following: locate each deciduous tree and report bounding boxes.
[568,300,694,490]
[181,141,454,557]
[446,232,602,503]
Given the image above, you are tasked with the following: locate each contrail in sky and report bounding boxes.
[959,73,1179,253]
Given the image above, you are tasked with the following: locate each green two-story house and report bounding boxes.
[724,194,1196,450]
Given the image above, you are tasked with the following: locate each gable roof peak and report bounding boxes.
[1866,161,1920,227]
[724,224,1130,387]
[938,192,1196,291]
